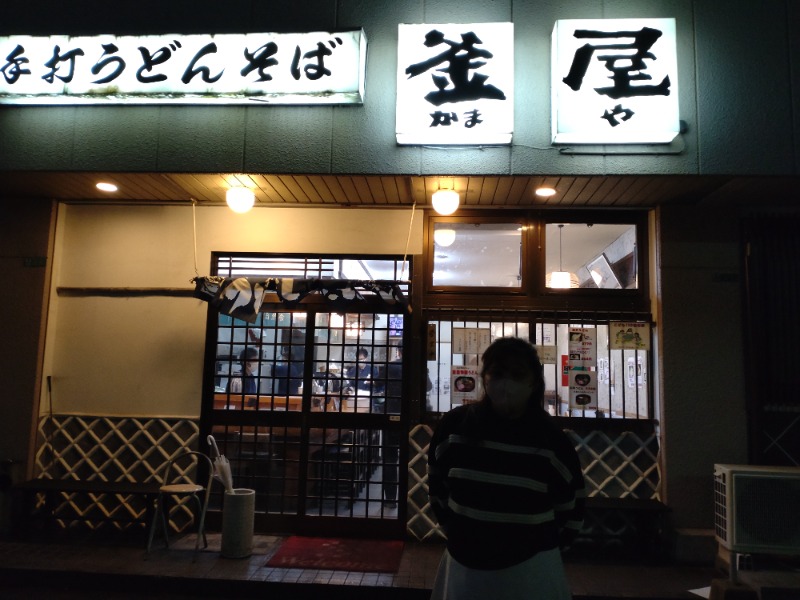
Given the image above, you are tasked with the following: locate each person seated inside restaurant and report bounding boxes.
[227,347,260,406]
[313,363,342,394]
[273,346,303,396]
[345,347,381,394]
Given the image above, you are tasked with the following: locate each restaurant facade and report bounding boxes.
[2,0,799,561]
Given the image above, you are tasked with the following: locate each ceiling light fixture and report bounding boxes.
[548,224,579,289]
[96,182,118,192]
[432,189,460,215]
[535,186,557,198]
[226,187,255,213]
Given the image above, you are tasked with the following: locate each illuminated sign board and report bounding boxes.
[0,30,367,105]
[396,22,514,145]
[552,18,679,144]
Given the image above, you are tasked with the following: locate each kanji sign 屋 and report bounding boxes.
[552,18,679,144]
[396,22,514,145]
[0,31,366,105]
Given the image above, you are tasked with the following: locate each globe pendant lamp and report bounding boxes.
[549,224,578,289]
[432,189,459,215]
[226,187,255,213]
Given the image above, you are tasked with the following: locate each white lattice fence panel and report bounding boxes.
[34,415,200,532]
[403,423,661,542]
[406,424,445,542]
[569,429,661,499]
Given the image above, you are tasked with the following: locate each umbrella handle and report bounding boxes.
[207,434,221,459]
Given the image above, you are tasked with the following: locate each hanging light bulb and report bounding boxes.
[548,224,579,289]
[226,187,255,213]
[432,189,460,215]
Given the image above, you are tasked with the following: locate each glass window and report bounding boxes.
[426,320,529,413]
[432,222,522,288]
[425,316,651,420]
[545,223,637,289]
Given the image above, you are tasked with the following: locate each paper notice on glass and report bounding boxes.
[451,366,480,405]
[452,328,492,355]
[609,322,650,350]
[568,327,596,370]
[569,370,598,409]
[535,345,558,365]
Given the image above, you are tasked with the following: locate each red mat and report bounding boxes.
[266,536,405,572]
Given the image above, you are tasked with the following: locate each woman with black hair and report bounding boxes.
[428,337,585,600]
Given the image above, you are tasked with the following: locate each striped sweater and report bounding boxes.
[428,401,585,570]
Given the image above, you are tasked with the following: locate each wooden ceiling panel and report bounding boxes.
[268,176,300,203]
[479,176,500,205]
[248,174,280,203]
[365,177,385,205]
[293,175,325,204]
[615,176,654,206]
[492,176,515,204]
[379,176,402,204]
[318,175,348,204]
[350,176,373,204]
[335,175,361,205]
[557,176,590,206]
[2,171,798,209]
[465,176,484,205]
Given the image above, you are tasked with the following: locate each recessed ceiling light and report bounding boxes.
[535,187,557,197]
[96,182,118,192]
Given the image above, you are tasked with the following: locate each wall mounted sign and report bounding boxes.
[568,326,597,370]
[452,327,492,355]
[569,370,598,410]
[396,22,514,145]
[450,366,480,406]
[568,326,598,409]
[551,18,679,144]
[609,321,651,350]
[535,345,558,365]
[0,30,366,105]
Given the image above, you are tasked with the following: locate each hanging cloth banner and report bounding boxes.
[191,276,409,322]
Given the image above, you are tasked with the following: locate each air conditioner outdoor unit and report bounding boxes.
[714,464,800,556]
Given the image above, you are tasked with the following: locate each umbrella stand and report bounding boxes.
[207,435,254,558]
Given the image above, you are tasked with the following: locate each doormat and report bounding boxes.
[265,536,405,572]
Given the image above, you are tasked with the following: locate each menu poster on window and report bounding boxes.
[535,345,558,365]
[450,366,480,405]
[627,356,644,388]
[568,327,596,370]
[452,328,492,355]
[569,370,598,409]
[610,322,651,350]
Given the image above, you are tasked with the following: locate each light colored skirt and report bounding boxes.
[430,547,572,600]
